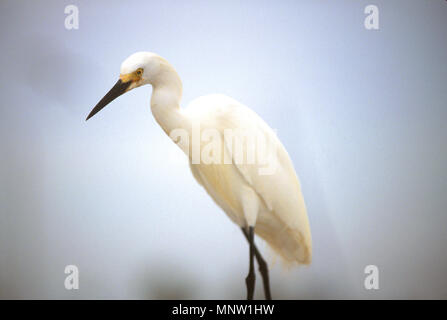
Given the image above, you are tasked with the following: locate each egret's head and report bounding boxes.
[86,52,168,121]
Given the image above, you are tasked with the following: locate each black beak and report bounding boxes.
[86,79,132,121]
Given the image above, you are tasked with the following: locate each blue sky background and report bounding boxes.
[0,0,446,298]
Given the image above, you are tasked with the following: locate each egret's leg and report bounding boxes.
[245,226,256,300]
[242,228,272,300]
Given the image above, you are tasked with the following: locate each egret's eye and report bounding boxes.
[136,69,143,76]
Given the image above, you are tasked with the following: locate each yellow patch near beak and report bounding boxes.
[119,71,141,83]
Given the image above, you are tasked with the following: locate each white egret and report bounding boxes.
[86,52,312,300]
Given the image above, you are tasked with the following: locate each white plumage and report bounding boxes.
[87,51,312,299]
[184,94,312,265]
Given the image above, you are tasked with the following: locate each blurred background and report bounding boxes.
[0,0,446,299]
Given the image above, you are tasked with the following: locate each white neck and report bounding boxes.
[150,65,189,135]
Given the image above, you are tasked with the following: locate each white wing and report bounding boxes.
[184,94,312,265]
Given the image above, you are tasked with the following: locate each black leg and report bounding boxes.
[245,226,256,300]
[242,227,272,300]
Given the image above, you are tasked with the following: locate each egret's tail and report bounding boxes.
[255,213,312,266]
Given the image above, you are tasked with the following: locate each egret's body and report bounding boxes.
[184,94,312,264]
[87,52,312,299]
